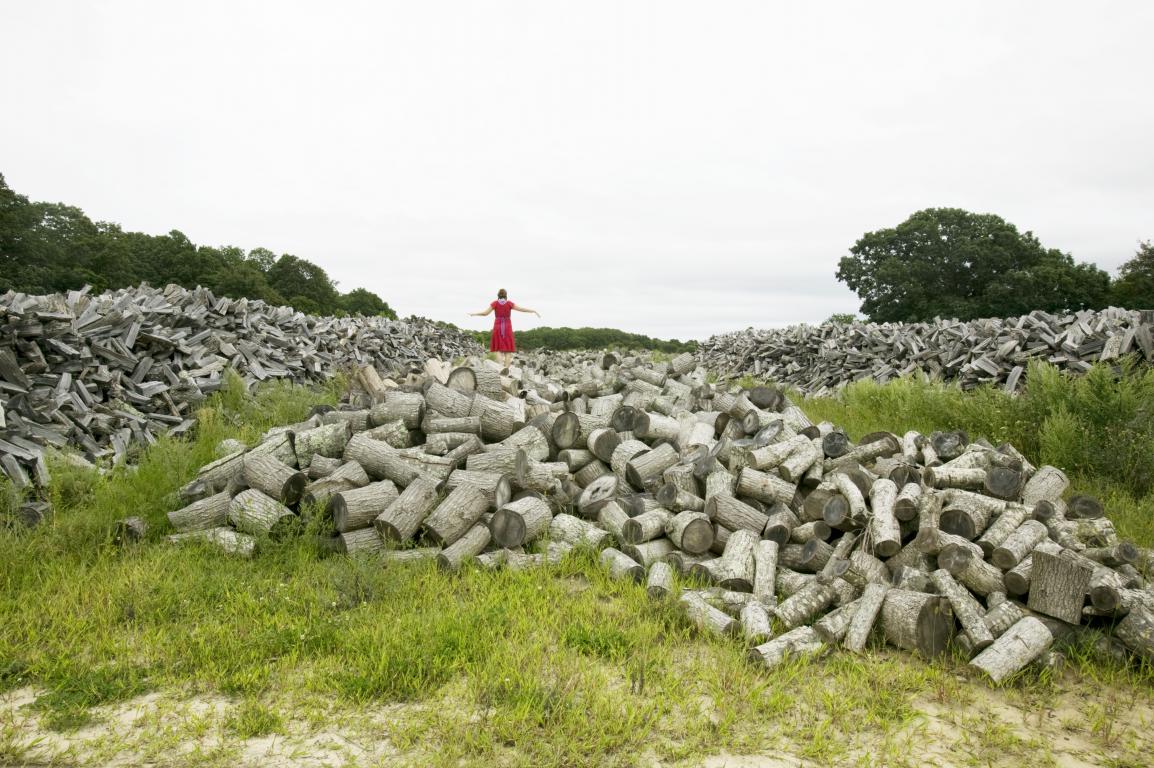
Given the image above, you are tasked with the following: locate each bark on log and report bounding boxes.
[990,519,1049,570]
[445,469,512,510]
[976,503,1030,558]
[748,627,823,669]
[573,459,611,488]
[969,617,1053,683]
[168,491,231,532]
[1004,540,1063,595]
[706,493,770,535]
[333,527,385,555]
[328,480,400,533]
[596,499,630,540]
[813,601,859,644]
[373,475,442,542]
[599,547,643,582]
[735,467,796,506]
[740,602,774,643]
[549,513,611,549]
[931,568,994,653]
[867,478,901,557]
[655,483,705,513]
[621,508,674,545]
[464,448,524,476]
[167,526,256,558]
[576,474,619,518]
[1022,465,1069,507]
[423,484,489,546]
[242,452,307,506]
[752,540,779,607]
[939,489,1005,540]
[437,523,491,571]
[939,543,1006,596]
[894,482,922,522]
[370,392,426,430]
[426,381,474,418]
[626,443,680,490]
[229,489,299,539]
[843,582,889,652]
[1114,604,1154,662]
[880,589,954,658]
[423,415,482,435]
[681,591,738,636]
[647,560,675,598]
[345,433,420,487]
[294,421,352,470]
[626,538,677,567]
[774,580,837,629]
[486,496,552,548]
[763,505,800,545]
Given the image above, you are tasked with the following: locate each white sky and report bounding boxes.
[2,1,1152,340]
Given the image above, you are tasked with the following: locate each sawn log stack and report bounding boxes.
[161,349,1154,681]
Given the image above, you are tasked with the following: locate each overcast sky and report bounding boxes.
[2,2,1152,340]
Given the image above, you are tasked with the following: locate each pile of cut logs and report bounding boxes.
[0,283,479,492]
[700,307,1154,396]
[160,350,1154,681]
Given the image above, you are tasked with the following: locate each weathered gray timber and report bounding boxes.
[699,307,1154,395]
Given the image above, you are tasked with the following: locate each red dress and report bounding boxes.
[490,300,516,352]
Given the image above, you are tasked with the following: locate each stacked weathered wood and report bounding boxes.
[165,350,1154,679]
[0,283,479,492]
[700,307,1154,395]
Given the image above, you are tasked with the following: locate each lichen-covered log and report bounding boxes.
[344,433,420,487]
[168,491,231,532]
[437,523,491,571]
[549,513,611,549]
[167,526,256,558]
[445,469,512,509]
[931,569,994,653]
[622,508,674,545]
[422,484,489,546]
[328,480,400,533]
[740,602,773,643]
[601,547,645,582]
[294,421,352,469]
[490,496,553,548]
[843,582,888,652]
[647,561,675,598]
[706,493,770,535]
[229,489,299,539]
[681,591,738,637]
[969,617,1053,682]
[1114,604,1154,662]
[880,589,954,658]
[748,626,823,669]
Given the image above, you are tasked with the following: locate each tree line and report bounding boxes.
[836,208,1152,323]
[0,173,396,318]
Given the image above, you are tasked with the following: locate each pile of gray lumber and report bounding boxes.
[0,283,479,492]
[162,349,1154,680]
[700,307,1154,396]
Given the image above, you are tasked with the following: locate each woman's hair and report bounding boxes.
[497,288,507,299]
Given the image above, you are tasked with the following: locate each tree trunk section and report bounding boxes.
[229,489,299,539]
[748,626,823,669]
[1027,549,1094,624]
[168,491,231,532]
[490,496,553,548]
[931,568,994,653]
[969,617,1053,683]
[328,480,400,533]
[880,588,954,658]
[436,523,491,571]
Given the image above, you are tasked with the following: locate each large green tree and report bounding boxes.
[836,208,1110,322]
[1111,241,1154,309]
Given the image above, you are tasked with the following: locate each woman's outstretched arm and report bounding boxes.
[468,306,494,317]
[511,305,540,316]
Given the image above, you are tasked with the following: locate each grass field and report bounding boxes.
[1,365,1152,767]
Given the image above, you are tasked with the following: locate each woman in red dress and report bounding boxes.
[469,288,539,368]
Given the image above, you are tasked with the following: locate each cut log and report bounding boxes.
[167,526,256,558]
[437,523,491,571]
[880,588,954,658]
[345,433,420,487]
[735,466,797,506]
[445,469,512,509]
[680,591,737,636]
[976,502,1030,558]
[1114,604,1154,662]
[625,443,680,490]
[939,490,1004,540]
[813,600,859,644]
[229,489,299,539]
[843,582,889,652]
[774,580,837,629]
[294,421,352,469]
[328,480,400,533]
[601,547,645,582]
[576,474,619,518]
[930,569,994,653]
[489,496,553,548]
[740,602,774,643]
[748,626,823,669]
[939,543,1006,596]
[665,510,714,555]
[621,508,674,545]
[867,478,902,557]
[168,491,231,532]
[990,519,1049,570]
[423,484,489,546]
[969,617,1053,683]
[373,475,442,542]
[647,561,675,598]
[894,482,922,522]
[705,493,770,535]
[1027,549,1094,624]
[597,499,630,540]
[549,513,611,549]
